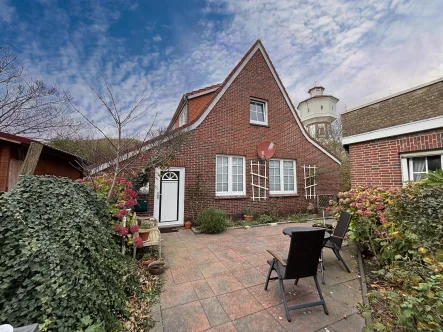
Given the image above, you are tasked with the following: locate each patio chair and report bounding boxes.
[322,210,352,273]
[264,228,328,322]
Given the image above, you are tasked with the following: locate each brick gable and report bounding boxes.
[131,44,341,220]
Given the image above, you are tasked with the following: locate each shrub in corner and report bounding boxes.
[196,207,228,233]
[0,176,139,331]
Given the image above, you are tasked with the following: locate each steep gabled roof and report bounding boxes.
[94,40,341,172]
[182,40,340,164]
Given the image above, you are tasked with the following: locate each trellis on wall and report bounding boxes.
[250,160,268,201]
[302,165,317,199]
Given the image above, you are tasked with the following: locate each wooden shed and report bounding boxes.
[0,132,85,192]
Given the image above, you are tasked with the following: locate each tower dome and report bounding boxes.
[297,86,339,139]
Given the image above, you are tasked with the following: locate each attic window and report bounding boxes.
[250,99,268,126]
[179,104,188,127]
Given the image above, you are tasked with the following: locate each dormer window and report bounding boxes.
[250,99,268,126]
[179,104,188,127]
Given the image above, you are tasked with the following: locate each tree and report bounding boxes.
[0,46,76,138]
[70,78,190,202]
[318,117,351,192]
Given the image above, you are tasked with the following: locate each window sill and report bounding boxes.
[269,193,299,197]
[249,122,269,128]
[214,195,248,200]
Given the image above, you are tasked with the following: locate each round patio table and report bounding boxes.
[283,226,331,241]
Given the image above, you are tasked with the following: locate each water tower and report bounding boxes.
[297,86,339,139]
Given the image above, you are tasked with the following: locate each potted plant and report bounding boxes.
[243,208,254,222]
[185,220,192,229]
[141,253,156,266]
[138,219,153,241]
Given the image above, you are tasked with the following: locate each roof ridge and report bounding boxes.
[185,83,221,96]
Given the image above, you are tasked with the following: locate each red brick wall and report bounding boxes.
[131,50,340,219]
[349,128,443,187]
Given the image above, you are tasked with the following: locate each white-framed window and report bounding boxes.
[269,159,296,194]
[249,98,268,126]
[401,151,443,183]
[216,155,245,196]
[179,104,188,127]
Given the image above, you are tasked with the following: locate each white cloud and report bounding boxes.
[2,0,442,140]
[0,0,14,23]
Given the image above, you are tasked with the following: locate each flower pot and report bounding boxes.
[244,215,253,222]
[139,230,150,241]
[185,221,192,229]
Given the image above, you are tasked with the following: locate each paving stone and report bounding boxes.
[162,300,211,332]
[236,246,259,257]
[232,310,285,332]
[322,263,360,286]
[170,264,204,284]
[232,267,266,287]
[266,292,351,331]
[200,297,231,327]
[206,272,244,295]
[217,289,264,320]
[220,256,252,272]
[192,279,215,299]
[241,253,269,267]
[198,261,230,278]
[203,321,237,332]
[323,279,362,312]
[329,313,365,332]
[192,251,220,264]
[160,281,198,309]
[213,249,241,261]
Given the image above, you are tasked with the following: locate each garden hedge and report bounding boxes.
[0,176,138,331]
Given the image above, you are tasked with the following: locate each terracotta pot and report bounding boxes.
[139,230,150,241]
[244,215,253,222]
[185,221,192,229]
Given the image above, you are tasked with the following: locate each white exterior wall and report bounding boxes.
[298,96,337,126]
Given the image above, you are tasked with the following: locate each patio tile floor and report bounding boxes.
[157,223,364,331]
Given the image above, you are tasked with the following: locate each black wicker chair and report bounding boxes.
[264,228,328,322]
[322,211,352,274]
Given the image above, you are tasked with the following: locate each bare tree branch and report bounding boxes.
[0,46,79,138]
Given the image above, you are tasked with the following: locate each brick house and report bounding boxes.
[98,40,341,227]
[0,132,84,192]
[342,78,443,188]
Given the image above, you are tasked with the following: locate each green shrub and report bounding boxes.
[0,176,139,332]
[349,183,443,331]
[255,214,277,224]
[196,207,228,233]
[330,186,401,261]
[392,183,443,253]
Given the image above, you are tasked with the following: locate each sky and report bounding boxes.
[1,0,442,137]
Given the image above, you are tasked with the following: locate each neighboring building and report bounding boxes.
[342,77,443,187]
[97,40,341,228]
[297,86,339,139]
[0,132,85,192]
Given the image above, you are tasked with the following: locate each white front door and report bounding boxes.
[154,167,185,227]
